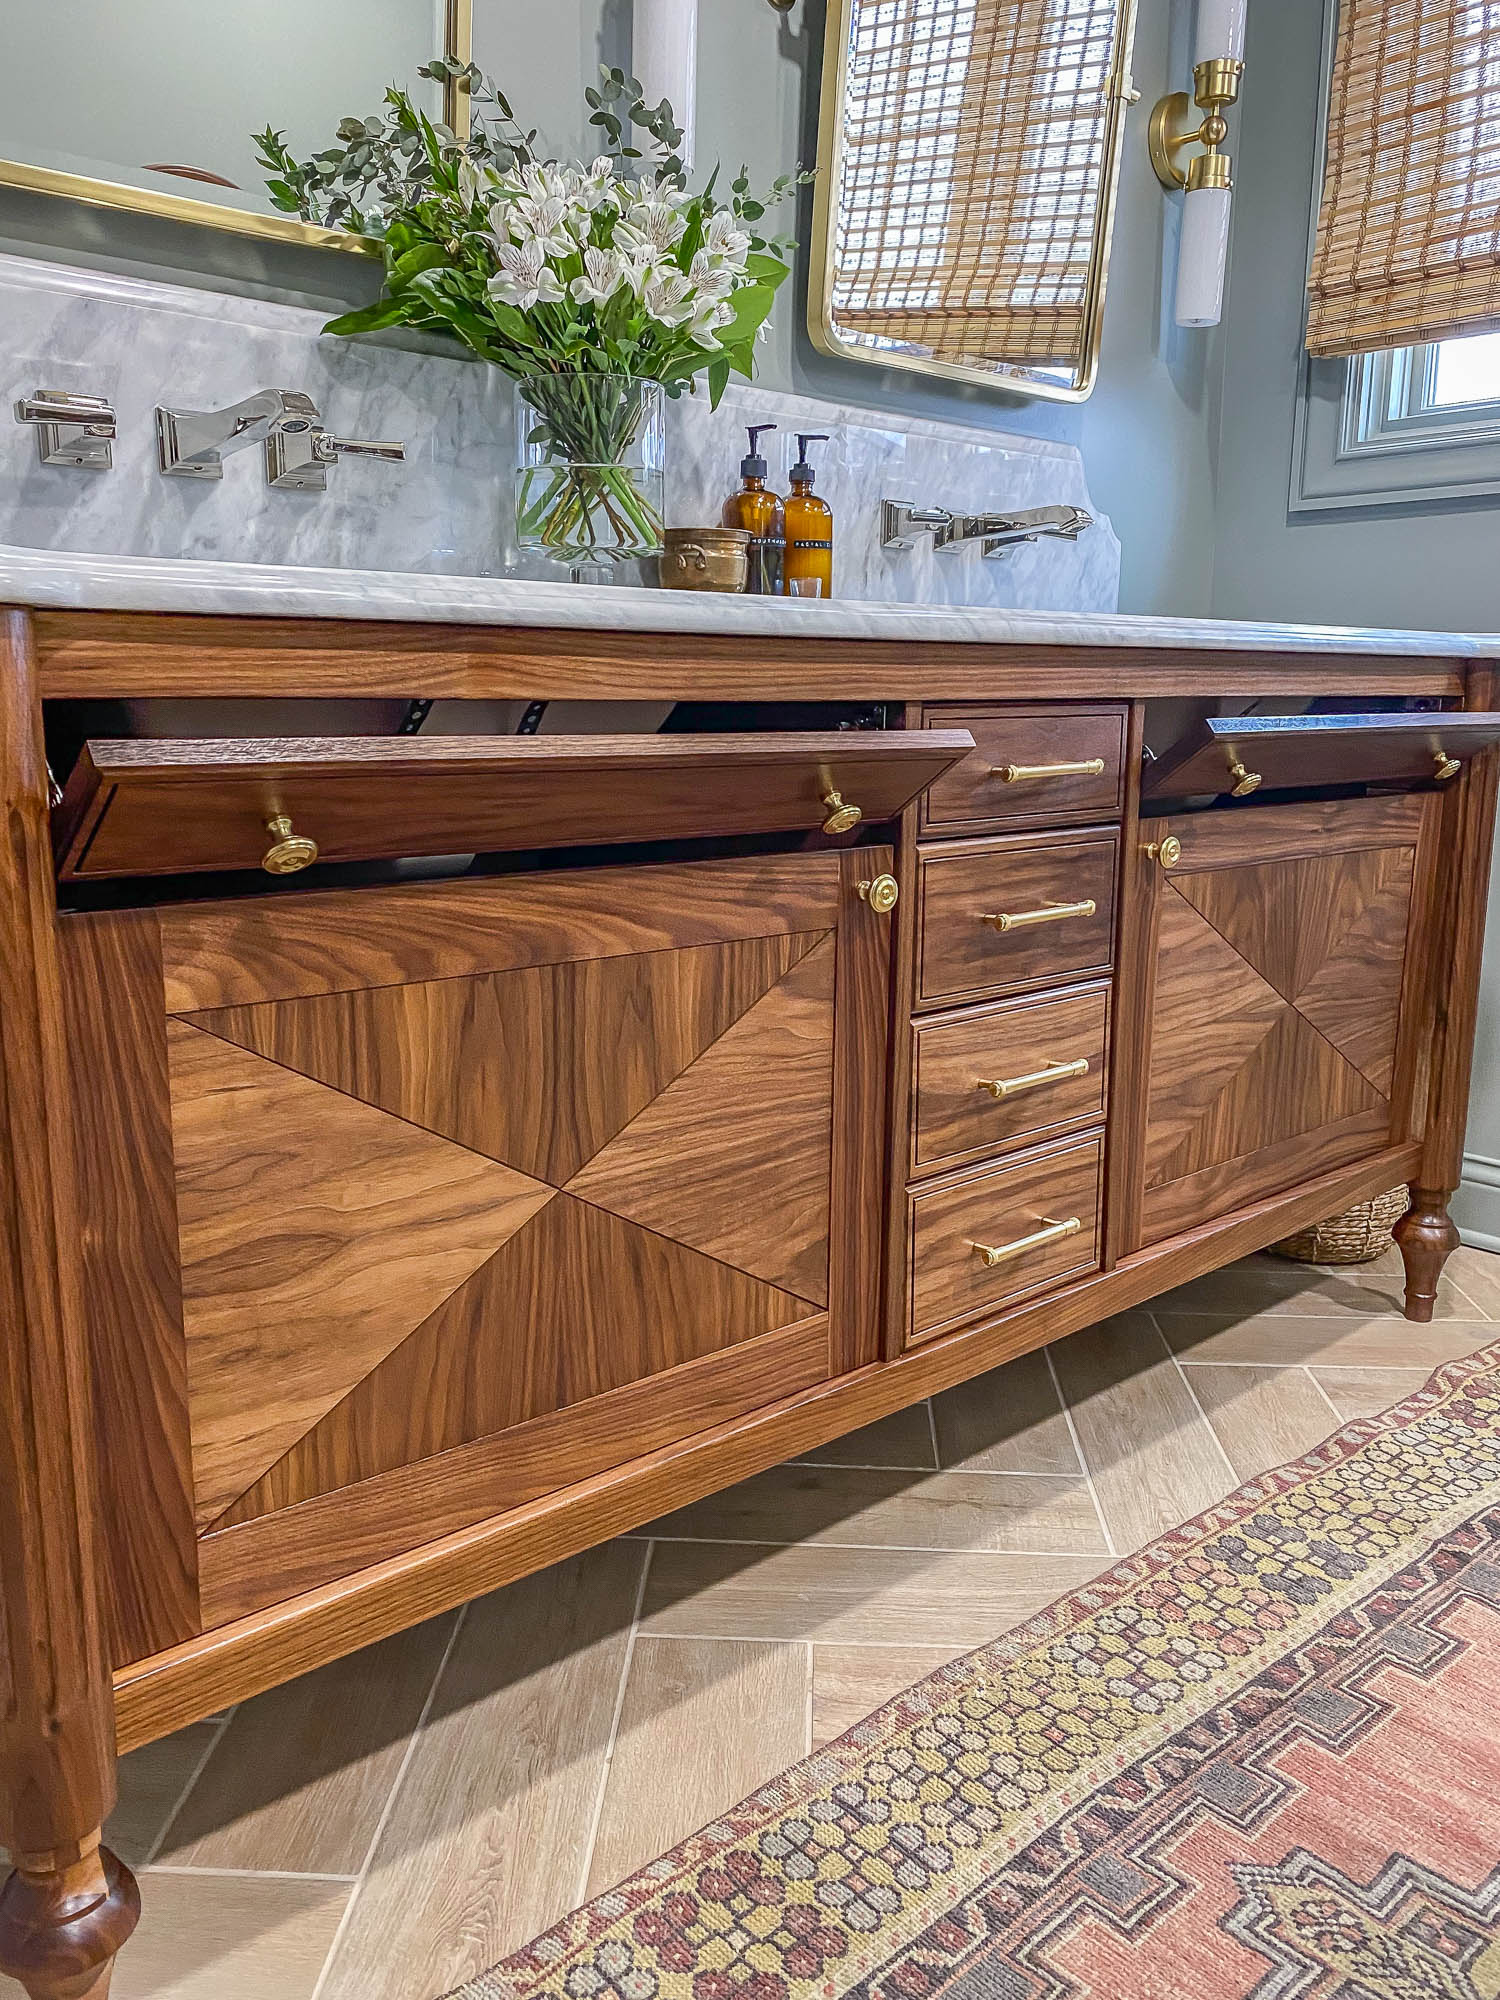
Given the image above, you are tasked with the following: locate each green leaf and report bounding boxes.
[322,295,418,337]
[387,241,452,290]
[707,353,731,406]
[744,250,790,289]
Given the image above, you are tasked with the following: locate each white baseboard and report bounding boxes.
[1453,1152,1500,1255]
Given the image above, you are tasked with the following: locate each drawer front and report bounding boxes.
[908,1135,1103,1344]
[912,983,1109,1175]
[921,703,1126,834]
[917,833,1118,1007]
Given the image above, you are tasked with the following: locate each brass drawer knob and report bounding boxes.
[981,898,1096,934]
[969,1215,1081,1268]
[990,757,1106,783]
[262,814,319,875]
[1226,756,1262,797]
[821,788,863,833]
[1434,749,1461,782]
[857,873,899,913]
[1144,834,1182,868]
[976,1056,1089,1100]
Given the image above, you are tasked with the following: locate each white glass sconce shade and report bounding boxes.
[1174,181,1231,326]
[1194,0,1246,65]
[632,0,698,166]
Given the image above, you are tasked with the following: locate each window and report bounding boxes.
[1344,330,1500,458]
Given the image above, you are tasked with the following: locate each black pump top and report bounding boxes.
[791,433,829,483]
[741,423,776,479]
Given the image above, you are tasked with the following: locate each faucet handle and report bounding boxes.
[15,389,116,470]
[266,427,406,490]
[880,499,954,550]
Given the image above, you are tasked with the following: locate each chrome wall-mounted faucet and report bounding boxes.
[933,504,1094,559]
[155,388,405,491]
[14,389,117,469]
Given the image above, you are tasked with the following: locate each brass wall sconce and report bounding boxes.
[1148,0,1246,326]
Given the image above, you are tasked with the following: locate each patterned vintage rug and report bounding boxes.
[455,1345,1500,2000]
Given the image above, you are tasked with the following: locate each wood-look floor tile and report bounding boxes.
[1309,1365,1443,1421]
[0,1873,349,2000]
[587,1638,808,1895]
[1444,1246,1500,1318]
[105,1721,222,1869]
[811,1646,961,1749]
[1152,1249,1474,1321]
[639,1540,1107,1646]
[316,1543,644,2000]
[645,1463,1107,1555]
[793,1403,936,1469]
[1179,1364,1342,1483]
[1049,1313,1235,1553]
[159,1614,457,1875]
[932,1347,1079,1475]
[1155,1312,1493,1368]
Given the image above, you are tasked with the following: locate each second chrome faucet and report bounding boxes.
[155,388,405,491]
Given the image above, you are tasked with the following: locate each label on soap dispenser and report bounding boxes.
[788,538,833,550]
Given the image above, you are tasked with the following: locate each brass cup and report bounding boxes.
[658,527,750,593]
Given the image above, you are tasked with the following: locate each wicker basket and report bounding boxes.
[1270,1186,1410,1265]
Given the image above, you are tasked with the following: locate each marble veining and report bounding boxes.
[0,250,1118,612]
[4,540,1496,656]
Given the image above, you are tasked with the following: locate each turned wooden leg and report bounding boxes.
[1394,1185,1460,1323]
[0,1839,138,2000]
[0,614,137,1999]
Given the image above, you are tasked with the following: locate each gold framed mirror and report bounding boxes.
[809,0,1139,403]
[0,0,472,255]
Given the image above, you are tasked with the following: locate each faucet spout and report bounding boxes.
[933,504,1094,555]
[156,389,322,479]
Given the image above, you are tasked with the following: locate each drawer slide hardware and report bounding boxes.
[821,788,863,833]
[1434,749,1461,783]
[1144,835,1182,868]
[857,873,899,913]
[261,814,320,875]
[969,1215,1081,1267]
[990,757,1105,783]
[981,897,1096,933]
[976,1056,1089,1100]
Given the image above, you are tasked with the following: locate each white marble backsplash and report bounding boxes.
[0,252,1119,613]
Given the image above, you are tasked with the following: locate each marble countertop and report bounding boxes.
[4,543,1497,658]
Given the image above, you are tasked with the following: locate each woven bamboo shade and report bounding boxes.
[1307,0,1500,358]
[829,0,1122,370]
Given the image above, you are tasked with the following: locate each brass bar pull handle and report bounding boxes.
[970,1216,1081,1268]
[990,757,1106,783]
[981,898,1096,934]
[976,1056,1090,1100]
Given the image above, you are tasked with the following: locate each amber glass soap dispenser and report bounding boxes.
[721,423,785,595]
[783,433,833,599]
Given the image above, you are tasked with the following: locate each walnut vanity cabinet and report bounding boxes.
[2,602,1500,2000]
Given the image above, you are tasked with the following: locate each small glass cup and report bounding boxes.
[786,576,824,599]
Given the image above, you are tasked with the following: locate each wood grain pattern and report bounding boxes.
[0,609,137,1999]
[188,932,821,1184]
[195,1318,830,1625]
[1141,1108,1394,1242]
[1141,709,1500,802]
[828,850,897,1374]
[168,1022,553,1526]
[58,910,199,1665]
[155,852,844,1012]
[111,1139,1423,1752]
[912,983,1109,1174]
[1152,793,1425,870]
[919,703,1127,834]
[1102,700,1150,1269]
[214,1194,820,1528]
[31,610,1466,702]
[916,830,1118,1008]
[56,731,971,879]
[568,939,836,1302]
[908,1136,1104,1345]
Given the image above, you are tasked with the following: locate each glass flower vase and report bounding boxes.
[514,374,665,580]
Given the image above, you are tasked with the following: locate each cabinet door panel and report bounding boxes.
[62,850,892,1653]
[1134,799,1431,1247]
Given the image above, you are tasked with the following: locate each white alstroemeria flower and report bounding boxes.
[615,199,687,258]
[487,238,566,311]
[516,162,572,207]
[685,297,735,348]
[509,192,578,259]
[704,210,752,270]
[577,156,618,210]
[641,265,695,327]
[570,245,630,307]
[457,157,498,210]
[688,250,736,301]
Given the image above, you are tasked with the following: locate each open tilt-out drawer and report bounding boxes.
[53,728,974,878]
[1142,710,1500,802]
